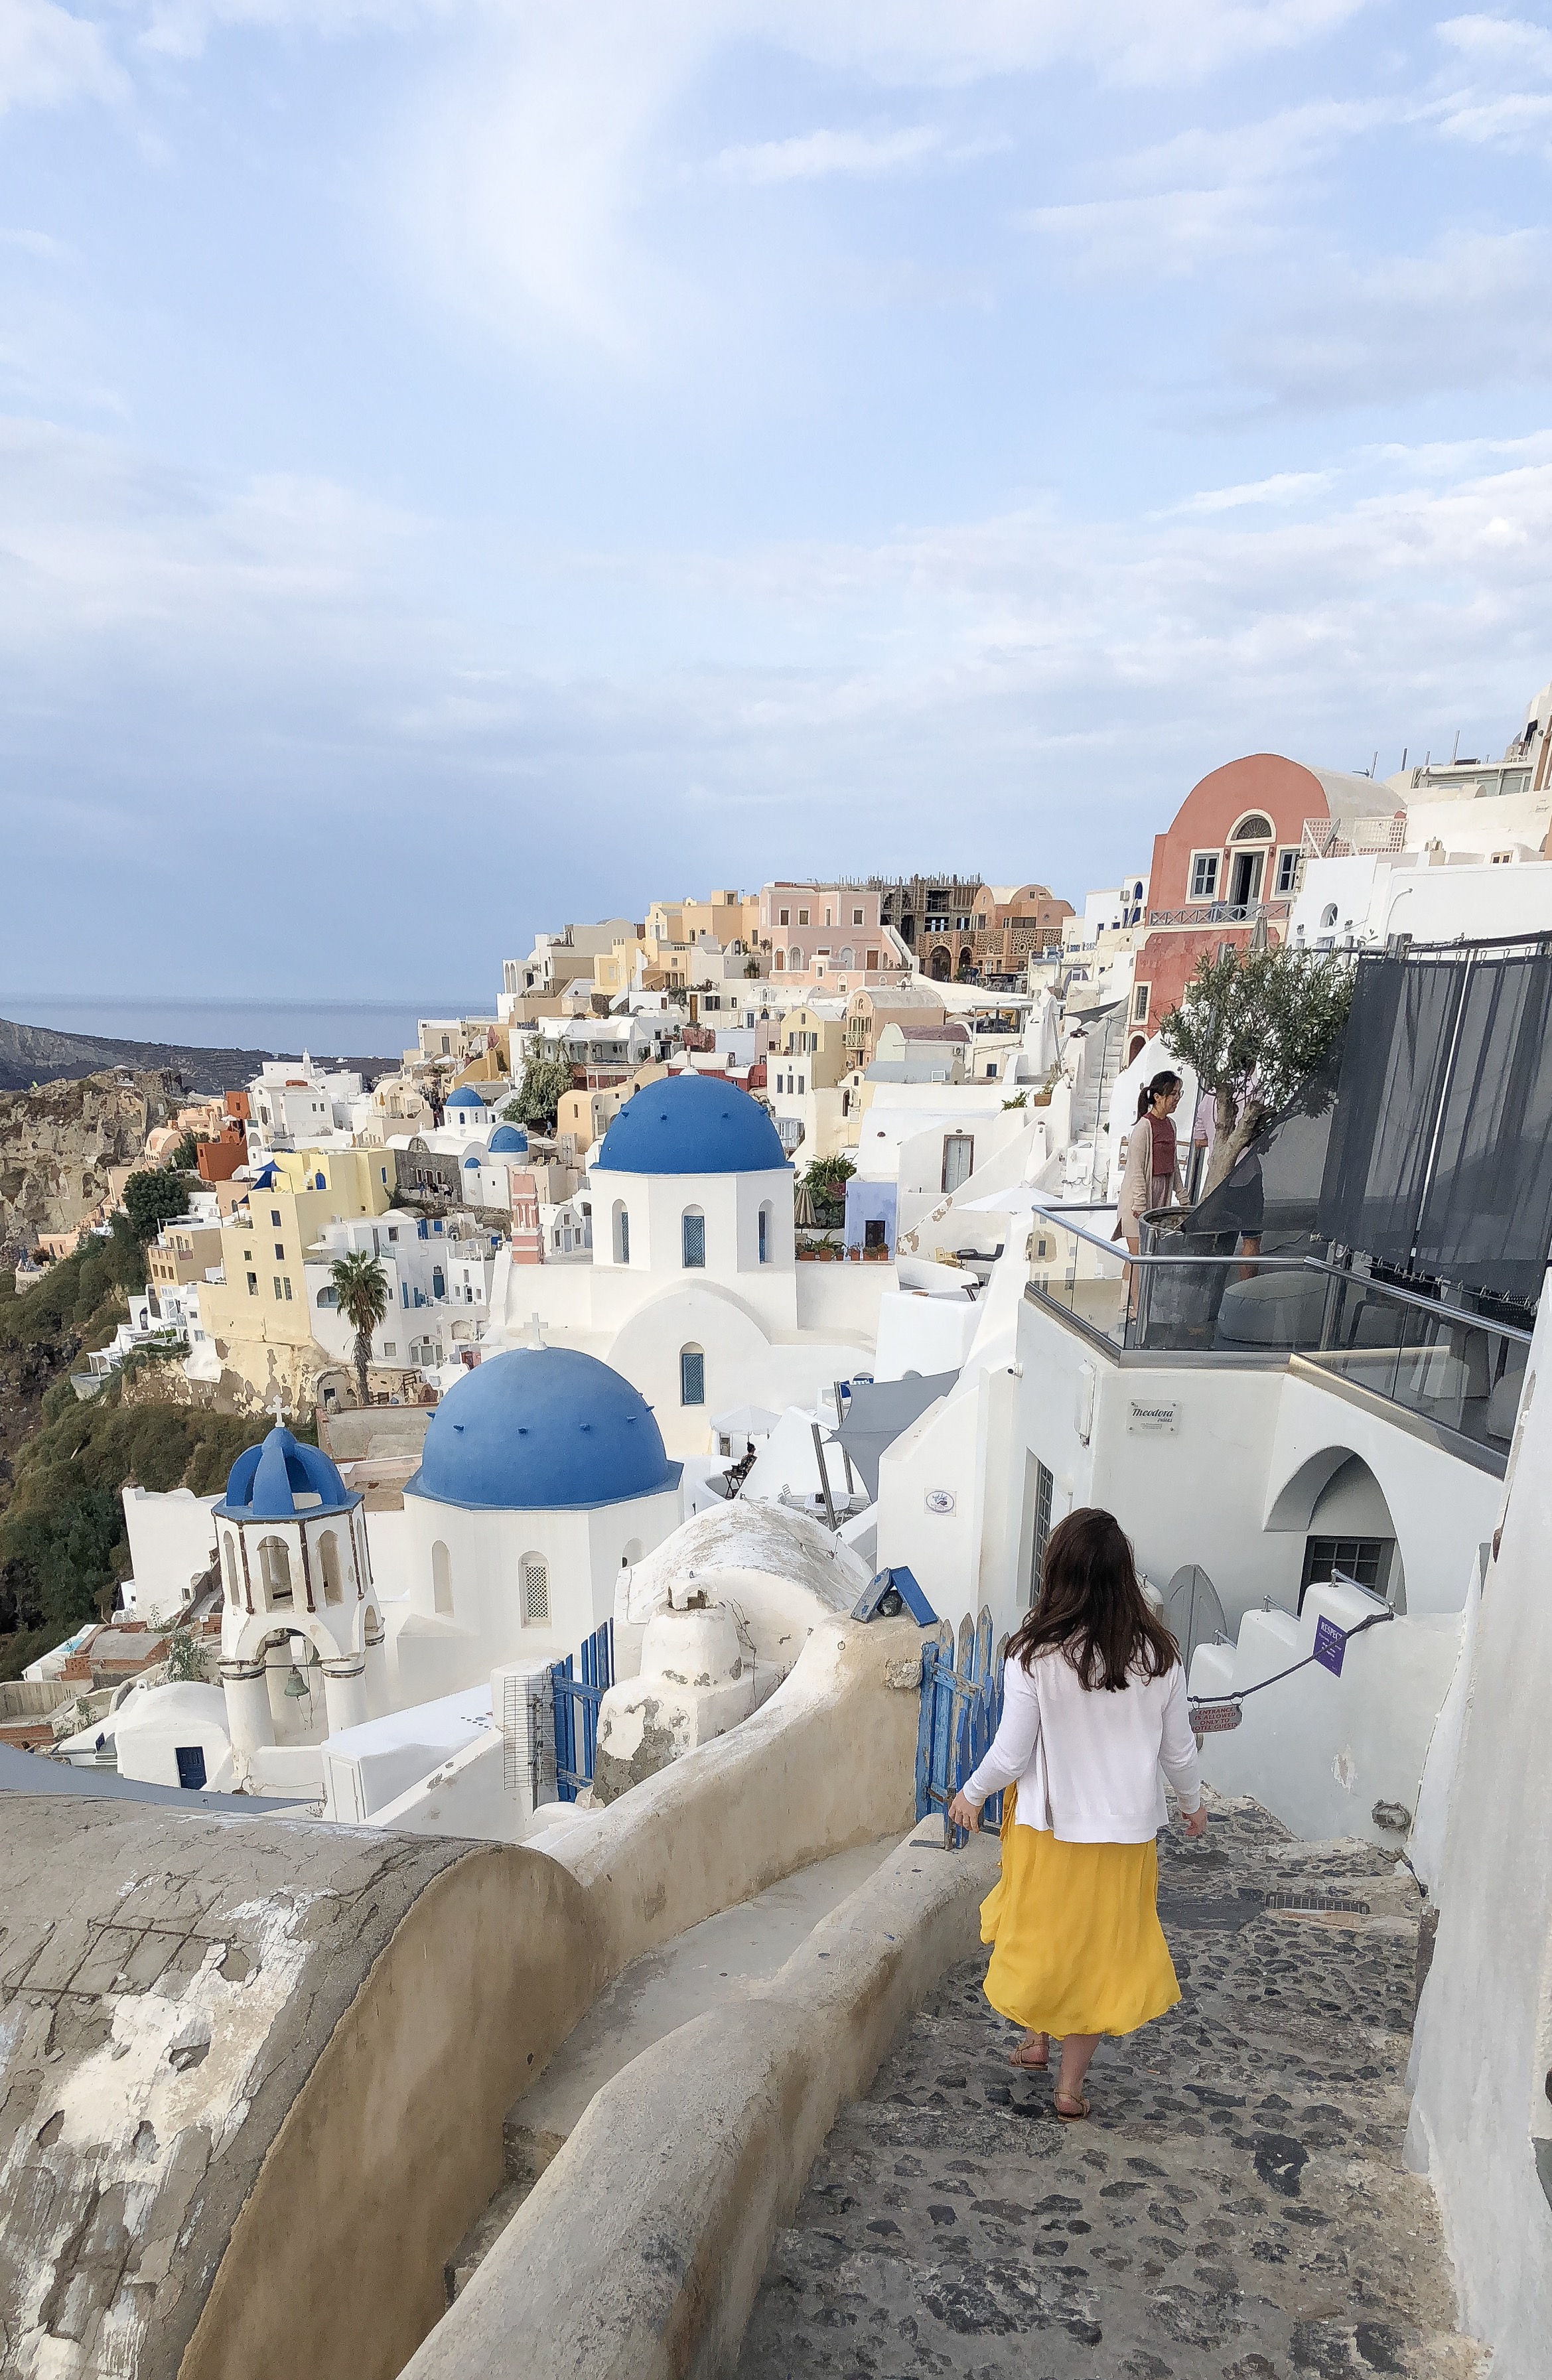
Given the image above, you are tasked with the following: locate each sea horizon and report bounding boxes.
[0,994,494,1064]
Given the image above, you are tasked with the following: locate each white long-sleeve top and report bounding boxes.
[961,1648,1202,1844]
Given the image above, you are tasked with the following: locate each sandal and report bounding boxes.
[1007,2036,1050,2071]
[1054,2089,1090,2121]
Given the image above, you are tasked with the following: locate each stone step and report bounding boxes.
[737,1798,1478,2379]
[448,1838,898,2294]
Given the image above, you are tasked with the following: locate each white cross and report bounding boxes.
[269,1391,288,1426]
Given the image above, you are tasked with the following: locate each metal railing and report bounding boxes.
[1024,1208,1531,1466]
[916,1608,1007,1842]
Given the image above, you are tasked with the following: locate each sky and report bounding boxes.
[5,1,1552,997]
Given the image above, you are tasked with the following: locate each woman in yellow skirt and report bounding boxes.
[948,1507,1207,2119]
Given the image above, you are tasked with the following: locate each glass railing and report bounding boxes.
[1299,1272,1530,1464]
[1026,1208,1312,1355]
[1024,1206,1533,1466]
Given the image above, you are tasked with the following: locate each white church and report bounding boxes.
[442,1072,895,1454]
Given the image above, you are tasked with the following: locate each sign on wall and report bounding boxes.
[1312,1616,1348,1676]
[1127,1399,1178,1436]
[924,1489,956,1516]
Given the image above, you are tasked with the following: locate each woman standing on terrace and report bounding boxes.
[1117,1070,1186,1255]
[947,1507,1206,2120]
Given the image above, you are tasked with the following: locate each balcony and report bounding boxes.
[1025,1208,1529,1474]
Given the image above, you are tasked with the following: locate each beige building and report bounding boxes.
[842,983,948,1071]
[147,1218,226,1295]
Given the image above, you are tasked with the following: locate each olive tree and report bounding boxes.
[511,1052,575,1131]
[1161,944,1353,1194]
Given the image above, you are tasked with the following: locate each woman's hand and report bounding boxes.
[946,1789,980,1833]
[1181,1803,1209,1838]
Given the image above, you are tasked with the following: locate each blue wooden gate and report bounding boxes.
[551,1618,614,1802]
[915,1607,1008,1841]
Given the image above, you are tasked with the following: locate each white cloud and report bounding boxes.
[0,0,124,111]
[1027,98,1397,279]
[1230,228,1552,409]
[1431,12,1552,154]
[758,0,1372,91]
[1165,470,1337,514]
[712,125,944,184]
[1026,186,1268,278]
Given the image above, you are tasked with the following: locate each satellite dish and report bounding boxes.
[1165,1565,1228,1670]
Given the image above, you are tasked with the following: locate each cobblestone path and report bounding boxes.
[738,1800,1478,2380]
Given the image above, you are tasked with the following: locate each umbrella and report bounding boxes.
[794,1180,817,1227]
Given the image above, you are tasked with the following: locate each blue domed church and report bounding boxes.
[391,1345,683,1702]
[478,1074,879,1457]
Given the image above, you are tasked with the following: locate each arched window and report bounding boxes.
[681,1207,706,1267]
[319,1529,344,1606]
[613,1200,630,1264]
[1231,813,1274,841]
[432,1541,453,1615]
[837,946,854,969]
[222,1531,240,1604]
[680,1344,705,1405]
[1320,902,1339,929]
[758,1202,772,1264]
[521,1555,549,1624]
[788,946,803,969]
[258,1536,293,1606]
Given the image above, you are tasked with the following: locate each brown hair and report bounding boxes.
[1009,1507,1180,1691]
[1135,1069,1182,1123]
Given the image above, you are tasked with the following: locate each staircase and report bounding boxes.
[1068,1000,1128,1198]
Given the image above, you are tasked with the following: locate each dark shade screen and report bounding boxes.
[1316,946,1552,1304]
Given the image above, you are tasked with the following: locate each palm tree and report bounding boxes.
[330,1250,389,1408]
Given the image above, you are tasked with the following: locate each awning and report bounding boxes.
[835,1370,959,1497]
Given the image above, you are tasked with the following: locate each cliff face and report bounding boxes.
[0,1068,180,1253]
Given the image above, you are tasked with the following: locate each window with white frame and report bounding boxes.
[1189,851,1220,900]
[681,1208,706,1267]
[1133,983,1150,1023]
[1274,848,1298,895]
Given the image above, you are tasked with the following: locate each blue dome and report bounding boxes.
[446,1085,486,1109]
[488,1123,528,1154]
[463,1151,482,1168]
[216,1427,356,1521]
[406,1348,681,1511]
[596,1074,788,1176]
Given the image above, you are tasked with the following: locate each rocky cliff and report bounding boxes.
[0,1068,179,1253]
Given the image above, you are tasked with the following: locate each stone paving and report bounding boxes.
[737,1799,1479,2380]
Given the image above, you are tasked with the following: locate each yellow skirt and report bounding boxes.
[979,1787,1180,2038]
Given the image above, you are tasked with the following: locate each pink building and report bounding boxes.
[754,882,906,994]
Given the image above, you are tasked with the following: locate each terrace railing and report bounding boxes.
[1024,1207,1531,1471]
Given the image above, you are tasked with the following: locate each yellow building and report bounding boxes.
[592,929,650,999]
[200,1147,395,1364]
[774,1004,850,1092]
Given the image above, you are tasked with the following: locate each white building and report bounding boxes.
[378,1344,684,1708]
[438,1074,896,1455]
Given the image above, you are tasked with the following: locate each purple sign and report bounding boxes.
[1312,1616,1347,1677]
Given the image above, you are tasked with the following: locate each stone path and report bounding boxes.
[737,1799,1478,2380]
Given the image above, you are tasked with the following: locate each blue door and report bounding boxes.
[175,1744,207,1790]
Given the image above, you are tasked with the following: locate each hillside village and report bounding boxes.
[5,702,1552,2379]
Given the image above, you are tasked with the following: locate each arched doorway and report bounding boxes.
[930,946,952,981]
